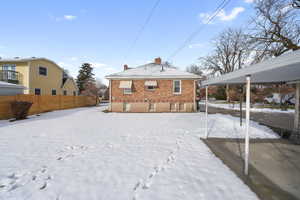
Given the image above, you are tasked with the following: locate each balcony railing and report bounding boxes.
[0,70,20,84]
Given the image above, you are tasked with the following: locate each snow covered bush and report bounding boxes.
[10,101,33,120]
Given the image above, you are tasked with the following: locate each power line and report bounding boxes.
[167,0,231,61]
[123,0,161,63]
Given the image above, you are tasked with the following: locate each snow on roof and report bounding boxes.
[0,57,64,71]
[105,63,201,79]
[0,81,25,89]
[202,50,300,86]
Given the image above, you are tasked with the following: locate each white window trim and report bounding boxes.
[173,80,181,94]
[149,103,156,112]
[123,88,132,95]
[38,66,48,76]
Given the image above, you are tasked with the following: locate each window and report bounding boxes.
[39,66,47,76]
[124,88,132,94]
[73,91,76,96]
[124,103,131,112]
[35,88,41,95]
[149,103,155,112]
[146,86,155,91]
[170,103,176,112]
[52,89,56,95]
[173,80,181,94]
[2,64,16,71]
[63,90,67,96]
[179,103,185,111]
[2,64,17,80]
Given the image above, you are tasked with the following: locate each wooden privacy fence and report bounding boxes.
[0,95,97,119]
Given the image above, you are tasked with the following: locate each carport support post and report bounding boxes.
[245,75,251,175]
[294,83,300,132]
[205,86,208,139]
[294,82,300,131]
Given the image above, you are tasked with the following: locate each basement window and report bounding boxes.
[149,103,155,112]
[179,103,185,111]
[124,103,131,112]
[170,103,176,112]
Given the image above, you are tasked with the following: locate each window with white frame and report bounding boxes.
[173,80,181,94]
[39,66,47,76]
[2,64,16,71]
[123,88,132,94]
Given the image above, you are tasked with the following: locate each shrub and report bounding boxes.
[10,101,33,120]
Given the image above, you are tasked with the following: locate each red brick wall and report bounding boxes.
[111,80,195,103]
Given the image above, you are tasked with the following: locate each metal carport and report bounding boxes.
[201,50,300,175]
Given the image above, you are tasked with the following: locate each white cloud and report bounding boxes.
[64,15,77,21]
[244,0,254,3]
[199,7,245,24]
[216,7,245,21]
[49,14,77,22]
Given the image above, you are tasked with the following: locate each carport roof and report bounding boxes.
[201,50,300,86]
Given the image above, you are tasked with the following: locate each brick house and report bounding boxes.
[105,58,201,112]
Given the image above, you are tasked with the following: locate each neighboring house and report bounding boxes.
[0,81,25,96]
[0,57,78,96]
[105,58,201,112]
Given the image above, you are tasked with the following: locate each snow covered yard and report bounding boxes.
[0,105,278,200]
[200,101,295,114]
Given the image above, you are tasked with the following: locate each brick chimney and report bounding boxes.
[154,57,161,65]
[124,64,129,71]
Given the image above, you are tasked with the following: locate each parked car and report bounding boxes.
[264,93,295,105]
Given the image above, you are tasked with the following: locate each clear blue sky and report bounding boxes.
[0,0,255,84]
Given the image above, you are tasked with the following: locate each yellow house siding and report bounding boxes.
[62,79,78,96]
[29,60,63,95]
[16,62,30,94]
[0,61,30,94]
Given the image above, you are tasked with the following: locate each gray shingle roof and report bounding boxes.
[106,63,201,79]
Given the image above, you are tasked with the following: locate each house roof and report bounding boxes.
[61,78,79,90]
[202,50,300,86]
[0,57,64,71]
[105,63,201,79]
[0,81,25,89]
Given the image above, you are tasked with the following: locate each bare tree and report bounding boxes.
[81,82,100,105]
[186,64,203,76]
[199,28,251,101]
[292,0,300,8]
[200,28,250,75]
[250,0,300,61]
[95,78,108,98]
